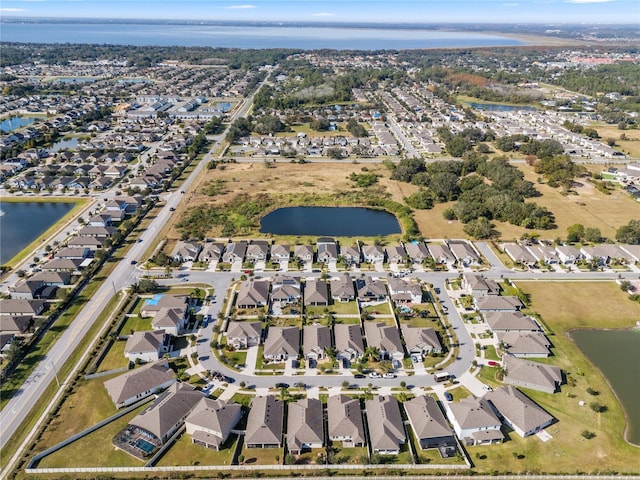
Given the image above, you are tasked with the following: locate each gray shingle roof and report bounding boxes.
[327,395,365,445]
[365,395,405,452]
[287,397,324,452]
[485,386,554,435]
[103,360,176,407]
[404,396,452,441]
[245,396,284,447]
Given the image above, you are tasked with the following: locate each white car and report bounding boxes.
[383,373,396,379]
[482,385,493,392]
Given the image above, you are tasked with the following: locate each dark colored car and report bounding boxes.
[444,392,453,401]
[354,374,366,379]
[275,383,289,389]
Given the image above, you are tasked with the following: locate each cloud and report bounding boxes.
[0,7,26,11]
[566,0,616,3]
[312,12,335,17]
[225,4,256,9]
[502,2,519,6]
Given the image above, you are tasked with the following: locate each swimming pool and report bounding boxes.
[144,294,164,307]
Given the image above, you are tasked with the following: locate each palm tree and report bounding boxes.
[364,346,380,362]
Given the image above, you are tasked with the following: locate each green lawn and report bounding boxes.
[96,339,129,372]
[34,377,118,451]
[119,315,152,334]
[334,316,362,325]
[305,301,359,316]
[37,405,147,468]
[477,365,502,389]
[156,432,238,466]
[363,316,396,327]
[362,302,392,316]
[328,444,369,465]
[240,445,283,466]
[447,385,473,401]
[483,345,501,362]
[220,349,248,368]
[255,346,284,371]
[290,447,325,465]
[268,316,301,327]
[400,315,441,328]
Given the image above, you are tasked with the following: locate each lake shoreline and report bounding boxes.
[0,197,90,268]
[568,327,640,448]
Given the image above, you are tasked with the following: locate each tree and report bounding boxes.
[405,189,433,209]
[3,339,22,364]
[463,216,493,239]
[581,430,596,440]
[584,227,602,243]
[589,402,607,413]
[566,223,585,243]
[619,280,633,292]
[616,219,640,244]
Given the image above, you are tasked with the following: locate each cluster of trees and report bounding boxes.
[348,170,379,188]
[346,118,368,138]
[566,224,603,244]
[392,154,555,238]
[533,155,585,190]
[563,121,600,139]
[436,127,493,158]
[496,135,564,159]
[225,117,252,143]
[616,219,640,244]
[225,114,285,141]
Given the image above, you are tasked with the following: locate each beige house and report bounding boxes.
[287,398,324,454]
[245,396,284,448]
[185,398,242,450]
[103,359,176,408]
[327,395,366,447]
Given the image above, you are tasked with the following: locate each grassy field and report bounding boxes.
[120,315,152,335]
[33,376,117,451]
[96,339,128,372]
[37,405,147,469]
[591,123,640,158]
[468,281,640,474]
[156,432,238,466]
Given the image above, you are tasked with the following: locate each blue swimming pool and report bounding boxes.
[135,438,156,454]
[144,294,164,307]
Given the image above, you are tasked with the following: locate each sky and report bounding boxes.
[1,0,638,24]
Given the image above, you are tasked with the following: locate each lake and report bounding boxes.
[0,22,524,50]
[0,202,77,264]
[465,102,537,112]
[260,206,401,236]
[49,137,79,153]
[0,116,36,134]
[571,328,640,446]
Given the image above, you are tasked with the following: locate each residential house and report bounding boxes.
[0,315,32,335]
[77,225,117,238]
[10,280,46,300]
[404,396,455,450]
[503,355,563,394]
[140,294,191,317]
[498,331,551,357]
[327,394,366,447]
[448,241,480,266]
[67,236,104,249]
[124,330,172,363]
[103,359,177,408]
[225,321,262,349]
[404,242,430,264]
[246,240,270,263]
[317,237,338,263]
[222,241,247,264]
[270,244,291,264]
[339,245,361,265]
[151,307,188,336]
[331,273,355,303]
[356,277,387,302]
[485,386,555,438]
[483,311,540,333]
[304,279,329,306]
[527,245,560,265]
[462,273,500,297]
[362,245,385,264]
[427,244,455,267]
[41,258,83,272]
[88,213,113,227]
[0,299,46,316]
[580,244,629,265]
[401,326,442,357]
[387,278,423,305]
[55,247,91,259]
[245,396,284,448]
[236,279,270,309]
[334,324,364,362]
[170,241,201,263]
[446,397,504,446]
[185,398,243,450]
[303,324,332,361]
[124,382,202,445]
[502,244,537,267]
[271,275,301,306]
[475,296,524,313]
[293,245,314,263]
[620,244,640,263]
[385,245,406,264]
[365,395,406,454]
[30,271,71,287]
[263,326,300,362]
[364,322,404,362]
[200,242,225,263]
[287,398,324,454]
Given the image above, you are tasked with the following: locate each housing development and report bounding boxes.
[1,35,639,480]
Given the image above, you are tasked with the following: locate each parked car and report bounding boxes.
[383,373,396,379]
[169,207,176,211]
[368,372,381,378]
[487,361,499,367]
[482,385,493,392]
[444,392,453,402]
[354,373,366,379]
[275,383,290,389]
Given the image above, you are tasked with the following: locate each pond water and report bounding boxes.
[53,77,97,84]
[49,137,79,153]
[465,102,537,112]
[0,201,76,264]
[571,328,640,446]
[0,116,37,133]
[260,206,401,236]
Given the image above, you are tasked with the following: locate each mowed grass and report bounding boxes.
[37,404,147,469]
[156,432,238,466]
[471,281,640,474]
[96,339,129,372]
[592,123,640,158]
[33,376,117,452]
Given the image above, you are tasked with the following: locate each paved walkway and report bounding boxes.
[243,346,259,375]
